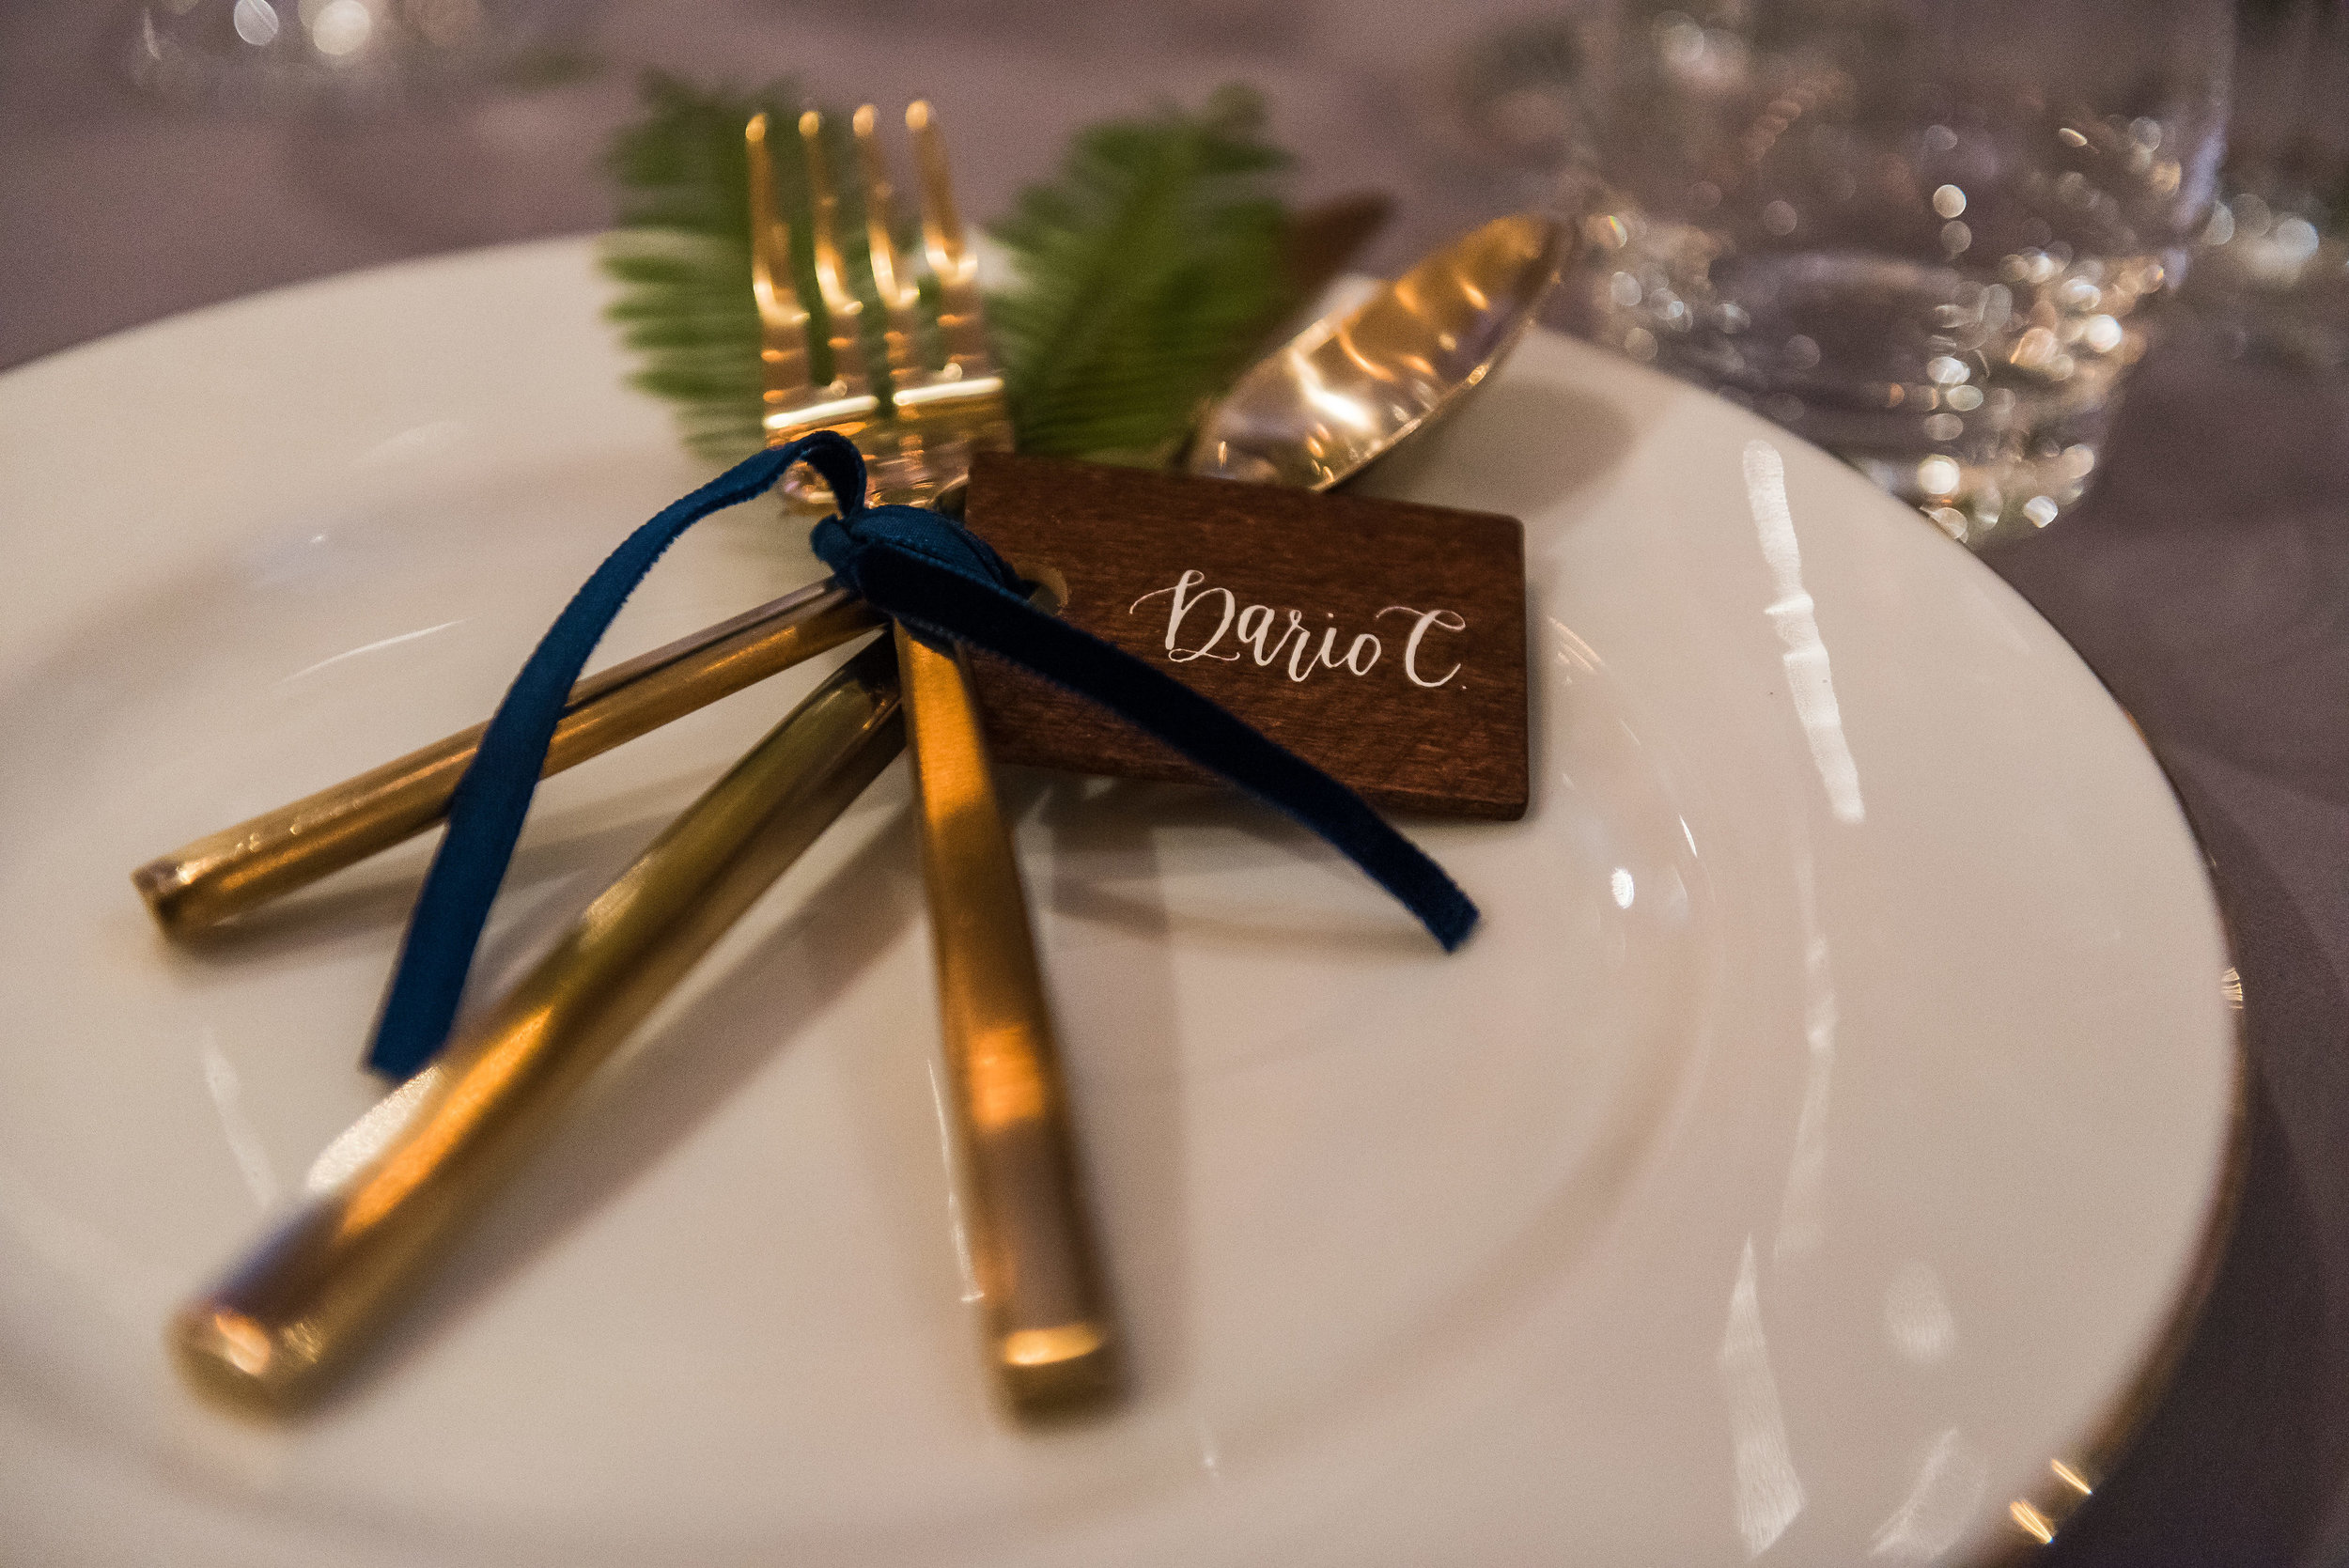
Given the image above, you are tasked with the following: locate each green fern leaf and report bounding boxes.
[987,85,1294,462]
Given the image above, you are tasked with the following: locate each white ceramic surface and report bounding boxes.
[0,239,2236,1566]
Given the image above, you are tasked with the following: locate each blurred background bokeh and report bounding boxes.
[0,0,1566,370]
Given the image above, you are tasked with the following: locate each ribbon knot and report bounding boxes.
[366,431,1476,1079]
[810,501,1030,651]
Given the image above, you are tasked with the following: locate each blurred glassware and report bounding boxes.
[1412,17,1591,213]
[1450,0,2231,548]
[124,0,594,113]
[2181,0,2349,374]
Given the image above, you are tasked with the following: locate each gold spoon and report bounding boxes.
[1183,212,1567,490]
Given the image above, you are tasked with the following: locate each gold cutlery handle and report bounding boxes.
[169,638,905,1412]
[133,581,883,937]
[895,625,1115,1414]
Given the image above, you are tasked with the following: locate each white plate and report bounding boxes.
[0,239,2236,1566]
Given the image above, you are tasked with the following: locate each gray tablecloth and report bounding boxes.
[7,2,2343,1561]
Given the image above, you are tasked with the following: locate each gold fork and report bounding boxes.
[760,102,1114,1412]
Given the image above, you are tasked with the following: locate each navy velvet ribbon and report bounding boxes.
[366,432,1476,1079]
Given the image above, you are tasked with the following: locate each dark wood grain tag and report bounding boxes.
[959,452,1528,820]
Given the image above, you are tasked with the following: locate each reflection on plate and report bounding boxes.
[0,239,2235,1566]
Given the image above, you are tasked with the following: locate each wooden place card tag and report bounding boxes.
[959,452,1528,820]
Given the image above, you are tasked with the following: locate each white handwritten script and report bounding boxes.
[1128,569,1468,688]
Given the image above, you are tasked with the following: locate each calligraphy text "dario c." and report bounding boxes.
[1130,569,1468,689]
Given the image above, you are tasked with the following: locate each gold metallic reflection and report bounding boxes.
[966,1024,1050,1130]
[1185,213,1569,491]
[1002,1323,1105,1368]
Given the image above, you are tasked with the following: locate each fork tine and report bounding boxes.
[799,110,876,405]
[851,102,937,500]
[905,101,999,383]
[758,109,882,463]
[744,113,819,436]
[851,104,927,383]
